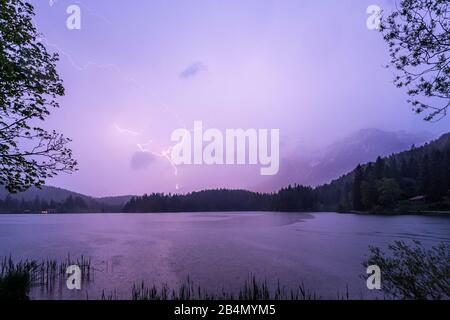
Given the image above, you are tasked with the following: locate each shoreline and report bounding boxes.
[0,210,449,217]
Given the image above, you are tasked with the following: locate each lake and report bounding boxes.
[0,212,449,299]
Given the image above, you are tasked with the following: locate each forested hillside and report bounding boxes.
[1,133,448,214]
[124,133,450,213]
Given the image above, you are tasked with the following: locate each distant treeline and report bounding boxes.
[1,133,449,214]
[0,195,114,214]
[316,133,450,213]
[124,133,450,214]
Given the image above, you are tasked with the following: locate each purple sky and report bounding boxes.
[29,0,450,197]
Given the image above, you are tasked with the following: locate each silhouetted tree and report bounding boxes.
[380,0,449,121]
[365,241,450,299]
[0,0,77,193]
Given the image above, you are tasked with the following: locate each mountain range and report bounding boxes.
[0,185,134,210]
[0,128,437,206]
[255,128,434,191]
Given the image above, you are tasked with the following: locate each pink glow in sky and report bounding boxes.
[28,0,450,196]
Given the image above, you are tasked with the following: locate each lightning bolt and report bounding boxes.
[136,140,179,182]
[36,5,190,191]
[116,124,185,191]
[134,125,197,191]
[114,124,140,136]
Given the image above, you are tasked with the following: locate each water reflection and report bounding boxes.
[0,212,448,299]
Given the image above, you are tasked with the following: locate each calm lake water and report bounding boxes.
[0,212,449,299]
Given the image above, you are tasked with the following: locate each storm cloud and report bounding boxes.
[130,152,155,170]
[179,62,207,79]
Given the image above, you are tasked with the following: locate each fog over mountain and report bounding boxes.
[27,0,450,197]
[255,128,434,192]
[1,128,437,199]
[0,185,133,208]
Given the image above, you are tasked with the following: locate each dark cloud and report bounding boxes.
[179,62,207,79]
[130,152,155,170]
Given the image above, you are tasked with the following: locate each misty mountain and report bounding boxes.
[256,128,433,191]
[123,132,450,213]
[0,185,134,209]
[97,195,136,207]
[303,128,433,186]
[315,131,450,212]
[1,131,448,214]
[0,128,435,208]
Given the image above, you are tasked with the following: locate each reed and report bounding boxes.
[2,257,352,300]
[129,275,321,300]
[0,255,93,299]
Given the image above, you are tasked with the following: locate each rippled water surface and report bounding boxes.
[0,212,448,299]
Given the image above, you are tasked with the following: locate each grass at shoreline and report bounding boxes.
[0,256,92,300]
[124,277,322,300]
[2,241,448,300]
[1,257,331,300]
[101,277,323,300]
